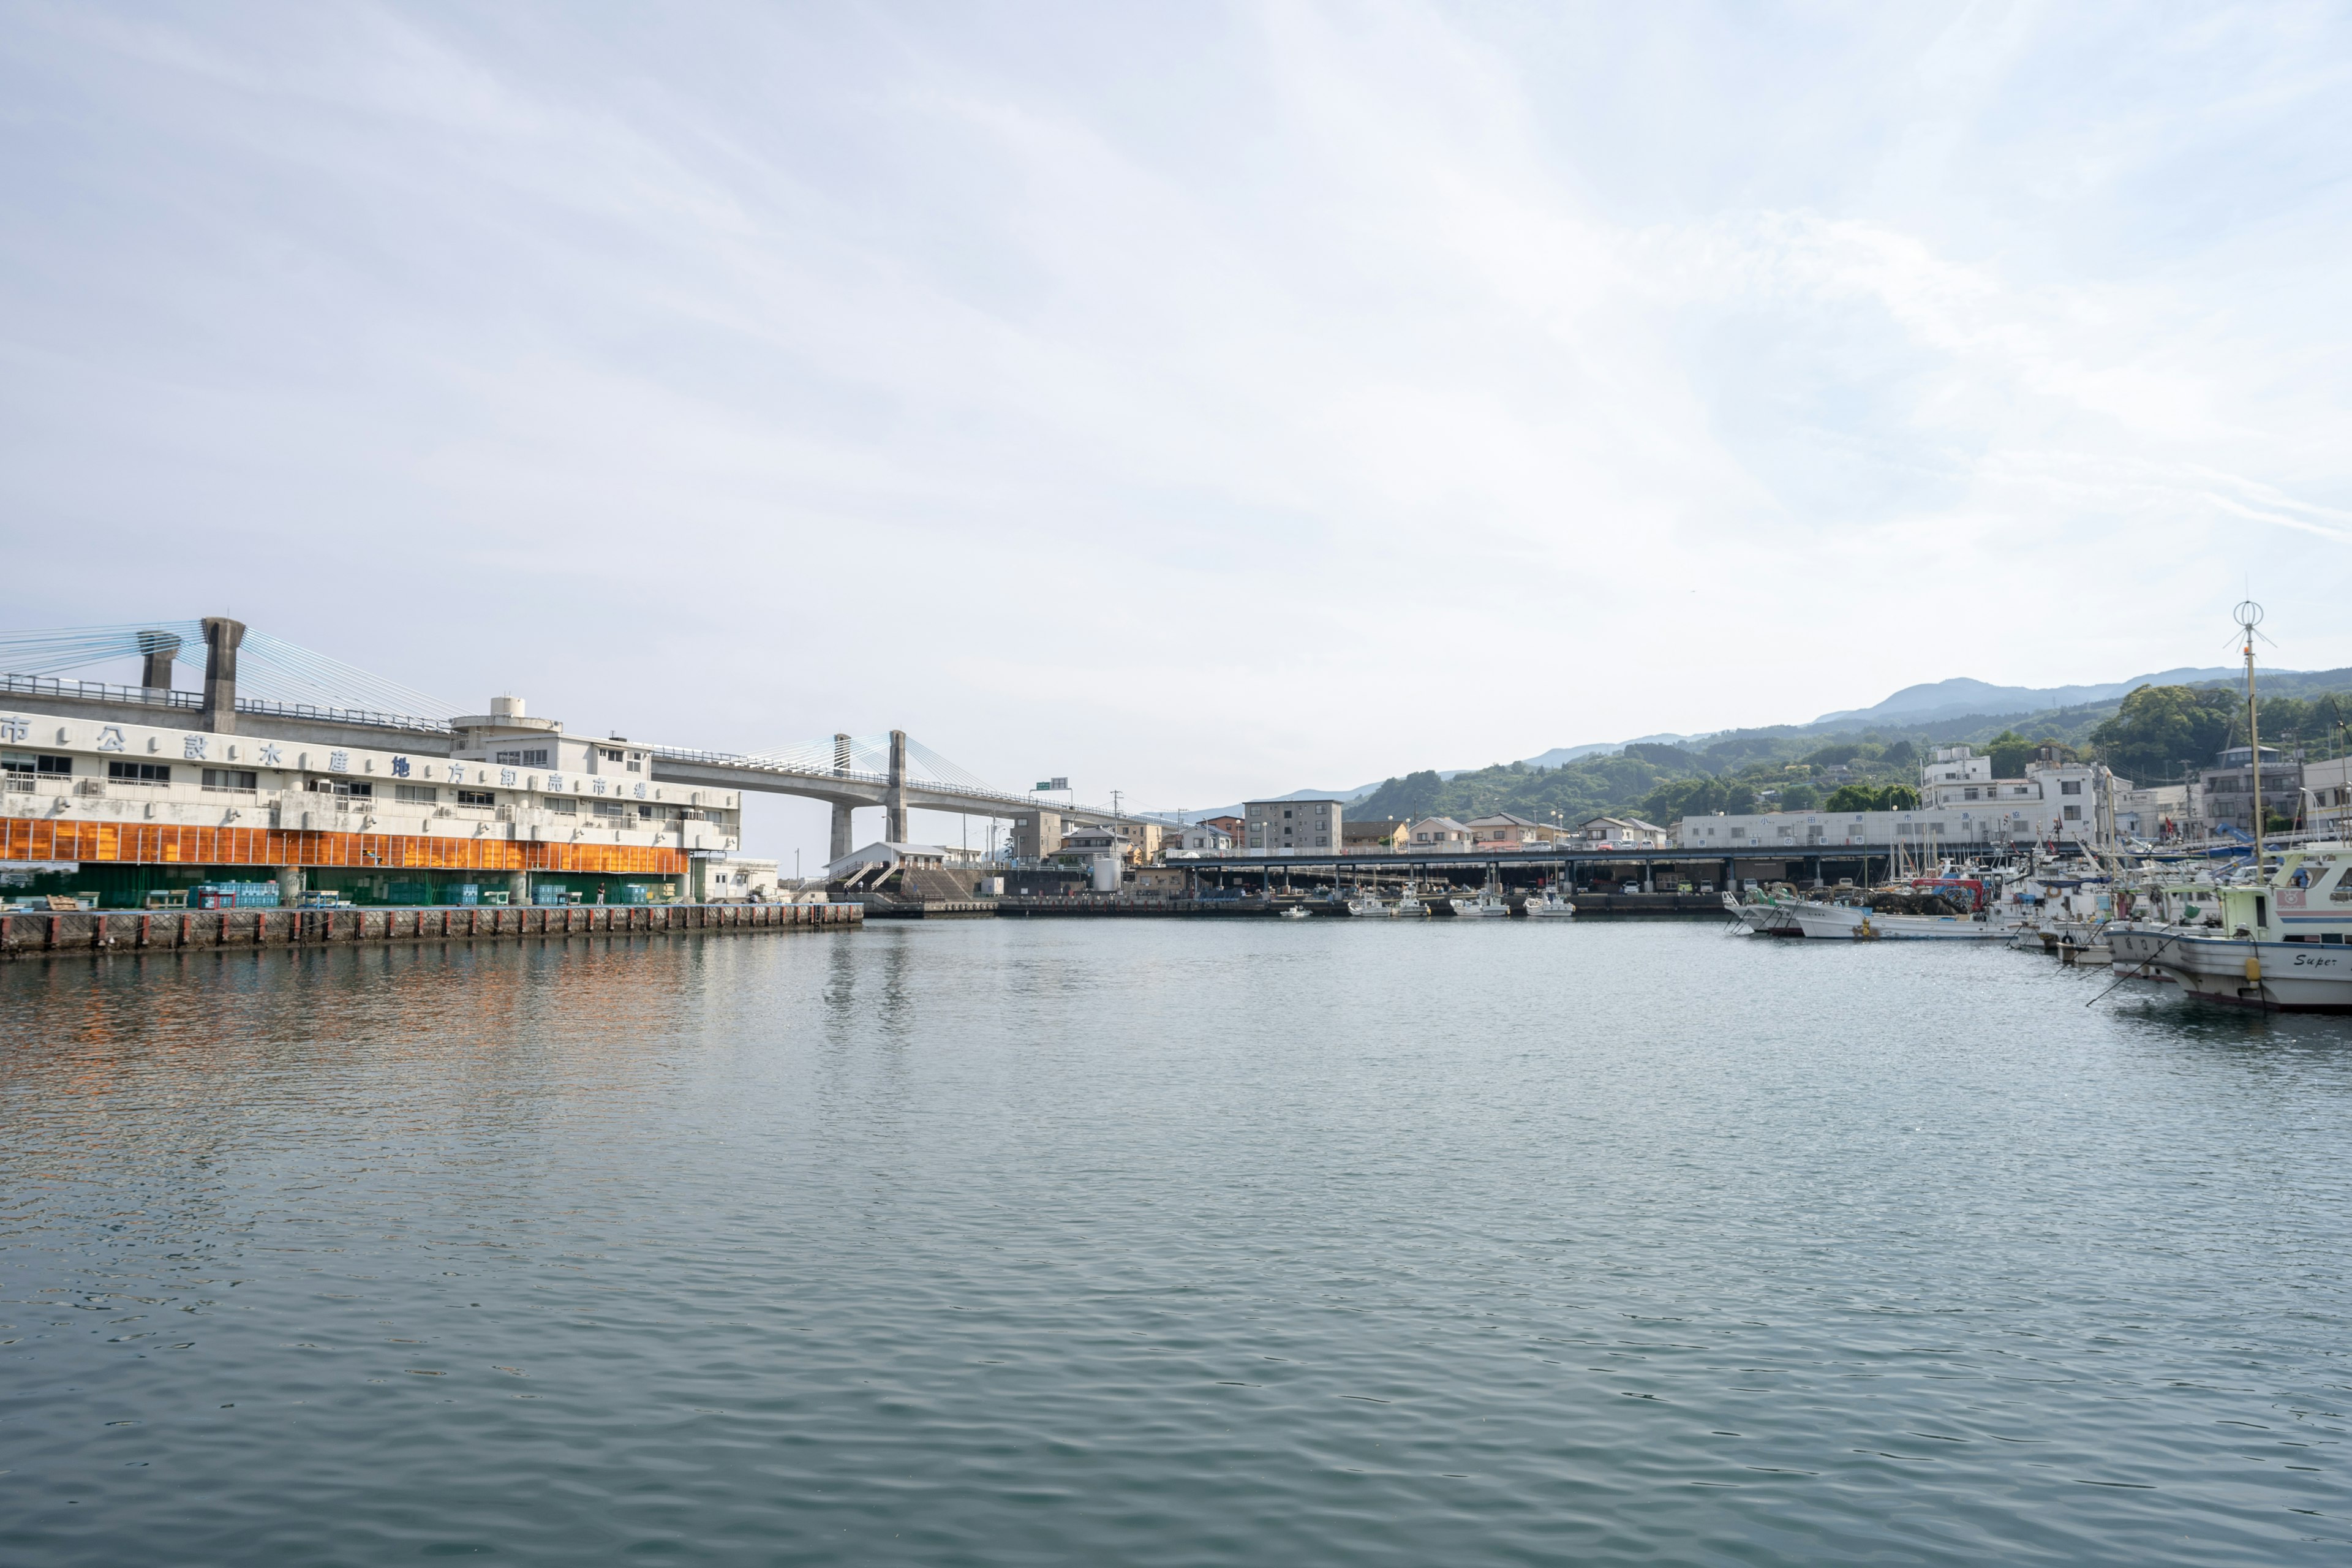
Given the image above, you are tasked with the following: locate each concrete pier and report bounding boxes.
[1,899,859,960]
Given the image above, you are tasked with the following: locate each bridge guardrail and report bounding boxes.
[0,673,452,734]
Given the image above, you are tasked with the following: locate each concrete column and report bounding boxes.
[137,630,182,694]
[829,802,856,865]
[884,729,909,844]
[508,870,529,906]
[274,865,304,905]
[199,616,246,734]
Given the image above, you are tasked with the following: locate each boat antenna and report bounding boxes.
[2236,599,2270,876]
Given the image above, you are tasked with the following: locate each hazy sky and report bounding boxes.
[4,3,2350,856]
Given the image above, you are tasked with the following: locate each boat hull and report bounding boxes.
[1781,901,2011,941]
[2124,927,2352,1011]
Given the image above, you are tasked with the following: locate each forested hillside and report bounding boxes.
[1344,671,2352,832]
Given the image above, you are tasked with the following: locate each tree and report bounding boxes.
[2089,685,2238,781]
[1879,739,1918,768]
[1825,782,1923,813]
[1985,729,2034,778]
[1778,782,1819,811]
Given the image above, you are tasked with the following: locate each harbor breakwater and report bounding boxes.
[0,899,859,959]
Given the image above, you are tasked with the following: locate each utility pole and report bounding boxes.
[2237,600,2266,873]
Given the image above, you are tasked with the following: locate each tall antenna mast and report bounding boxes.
[2236,598,2265,875]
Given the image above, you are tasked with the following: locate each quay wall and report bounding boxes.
[0,899,858,960]
[998,893,1722,917]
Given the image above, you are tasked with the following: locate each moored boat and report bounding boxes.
[2116,843,2352,1010]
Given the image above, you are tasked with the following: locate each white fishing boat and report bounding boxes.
[2102,603,2352,1010]
[2111,844,2352,1010]
[1395,881,1431,918]
[1278,905,1311,920]
[1776,899,2014,941]
[1346,891,1393,918]
[1723,891,1801,936]
[1449,876,1511,918]
[1523,888,1577,919]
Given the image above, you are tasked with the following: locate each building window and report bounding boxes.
[1315,836,1328,846]
[2060,781,2082,796]
[201,768,259,791]
[458,790,497,807]
[1964,788,1979,801]
[395,784,439,804]
[2063,805,2081,821]
[104,760,169,784]
[494,748,550,767]
[601,747,624,763]
[11,752,75,779]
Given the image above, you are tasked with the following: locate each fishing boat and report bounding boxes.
[2108,847,2352,1009]
[1278,905,1311,920]
[1774,898,2014,941]
[1725,871,2015,941]
[1346,889,1393,918]
[1449,875,1511,918]
[1395,881,1431,918]
[2101,603,2352,1009]
[1723,890,1802,936]
[1523,888,1577,919]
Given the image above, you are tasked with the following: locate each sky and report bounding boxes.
[4,2,2350,860]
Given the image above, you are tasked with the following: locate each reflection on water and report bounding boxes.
[2,922,2349,1566]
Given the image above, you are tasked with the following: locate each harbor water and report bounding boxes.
[3,919,2348,1564]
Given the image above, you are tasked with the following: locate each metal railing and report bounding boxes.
[0,672,452,734]
[644,743,1141,818]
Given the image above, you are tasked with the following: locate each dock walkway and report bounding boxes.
[0,899,859,960]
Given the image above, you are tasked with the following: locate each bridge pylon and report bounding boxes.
[885,729,909,843]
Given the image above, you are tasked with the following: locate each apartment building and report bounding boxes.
[1244,797,1341,855]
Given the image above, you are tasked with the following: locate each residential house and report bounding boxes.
[1574,816,1670,850]
[1171,820,1235,856]
[1057,823,1141,864]
[1408,816,1473,851]
[1463,812,1563,848]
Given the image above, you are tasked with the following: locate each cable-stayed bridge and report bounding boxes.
[0,618,1154,860]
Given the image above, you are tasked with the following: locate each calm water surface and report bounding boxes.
[2,918,2348,1564]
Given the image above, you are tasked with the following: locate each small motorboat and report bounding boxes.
[1278,905,1311,920]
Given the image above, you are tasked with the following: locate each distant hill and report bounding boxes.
[1160,664,2347,824]
[1813,669,2253,725]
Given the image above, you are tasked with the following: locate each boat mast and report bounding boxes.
[2237,599,2265,876]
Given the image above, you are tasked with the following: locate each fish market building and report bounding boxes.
[0,697,741,908]
[1675,746,2124,854]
